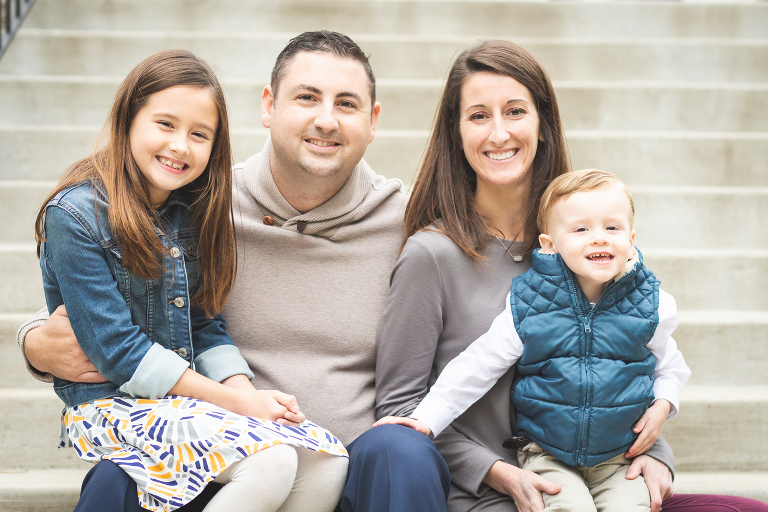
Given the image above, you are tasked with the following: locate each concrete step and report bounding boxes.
[0,314,50,391]
[0,385,762,471]
[0,470,764,512]
[4,127,768,189]
[674,472,768,503]
[630,186,768,251]
[0,248,44,314]
[21,0,768,40]
[2,77,768,132]
[4,181,768,250]
[0,183,52,246]
[0,389,87,470]
[0,469,89,512]
[672,312,768,387]
[3,30,768,83]
[664,385,768,472]
[643,250,768,312]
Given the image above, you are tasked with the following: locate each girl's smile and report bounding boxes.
[129,85,218,206]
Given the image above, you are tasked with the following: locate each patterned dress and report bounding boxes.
[60,395,349,511]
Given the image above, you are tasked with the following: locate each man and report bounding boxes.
[19,31,450,512]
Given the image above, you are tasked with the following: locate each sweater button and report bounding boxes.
[174,297,185,308]
[177,347,188,358]
[263,215,274,226]
[170,247,181,259]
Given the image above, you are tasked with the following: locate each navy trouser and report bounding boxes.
[73,424,451,512]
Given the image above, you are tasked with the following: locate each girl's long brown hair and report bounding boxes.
[404,40,571,261]
[35,49,236,315]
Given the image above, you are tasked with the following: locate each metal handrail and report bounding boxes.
[0,0,36,61]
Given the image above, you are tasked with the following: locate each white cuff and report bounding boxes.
[653,379,681,419]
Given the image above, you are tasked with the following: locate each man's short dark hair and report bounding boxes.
[271,30,376,107]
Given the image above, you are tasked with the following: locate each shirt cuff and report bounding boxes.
[194,344,254,383]
[118,343,189,399]
[16,308,53,383]
[653,379,681,418]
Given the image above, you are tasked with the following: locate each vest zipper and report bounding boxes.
[567,259,640,465]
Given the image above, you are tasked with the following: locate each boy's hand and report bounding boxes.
[626,399,672,458]
[373,416,433,437]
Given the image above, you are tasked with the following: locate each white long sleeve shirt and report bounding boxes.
[412,288,691,438]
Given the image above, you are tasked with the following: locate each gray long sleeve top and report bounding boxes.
[375,229,675,510]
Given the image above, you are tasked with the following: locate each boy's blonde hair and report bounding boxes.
[537,169,635,233]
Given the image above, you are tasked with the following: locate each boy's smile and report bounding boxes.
[539,183,636,303]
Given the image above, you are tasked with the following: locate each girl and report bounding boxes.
[35,50,348,512]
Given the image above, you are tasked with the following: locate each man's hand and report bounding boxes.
[483,461,560,512]
[25,305,106,383]
[626,454,673,512]
[372,416,432,437]
[626,399,671,458]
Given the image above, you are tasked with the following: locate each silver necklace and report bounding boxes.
[494,235,523,262]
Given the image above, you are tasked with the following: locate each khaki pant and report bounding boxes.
[517,443,650,512]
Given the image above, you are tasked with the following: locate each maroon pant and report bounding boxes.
[663,494,768,511]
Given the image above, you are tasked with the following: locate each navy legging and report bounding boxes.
[73,426,766,512]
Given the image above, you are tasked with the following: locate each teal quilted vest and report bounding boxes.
[510,249,659,467]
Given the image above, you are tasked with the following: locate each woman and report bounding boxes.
[374,40,767,512]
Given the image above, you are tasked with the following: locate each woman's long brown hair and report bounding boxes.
[404,40,571,261]
[35,49,236,316]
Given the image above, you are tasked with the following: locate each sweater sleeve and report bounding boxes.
[375,236,511,496]
[412,295,523,437]
[648,289,691,418]
[375,237,444,419]
[16,308,53,383]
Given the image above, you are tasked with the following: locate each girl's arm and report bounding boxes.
[188,301,304,423]
[169,370,304,423]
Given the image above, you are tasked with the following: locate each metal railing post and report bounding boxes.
[0,0,37,61]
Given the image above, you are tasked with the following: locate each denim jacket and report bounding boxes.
[40,181,253,407]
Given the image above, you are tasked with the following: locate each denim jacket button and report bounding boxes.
[170,247,181,259]
[174,297,185,308]
[177,347,188,358]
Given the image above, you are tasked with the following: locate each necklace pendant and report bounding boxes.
[513,255,523,262]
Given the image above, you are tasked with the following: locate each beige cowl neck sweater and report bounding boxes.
[223,140,407,444]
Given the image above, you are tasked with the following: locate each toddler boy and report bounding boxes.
[375,169,690,511]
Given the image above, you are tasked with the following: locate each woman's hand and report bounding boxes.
[626,399,671,458]
[483,461,560,512]
[626,454,673,512]
[372,416,433,437]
